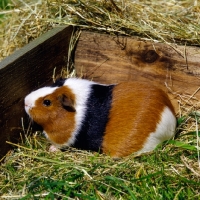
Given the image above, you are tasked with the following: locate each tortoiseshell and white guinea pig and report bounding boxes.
[24,78,176,158]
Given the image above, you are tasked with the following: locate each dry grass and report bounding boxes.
[1,0,200,61]
[0,0,200,199]
[0,121,199,199]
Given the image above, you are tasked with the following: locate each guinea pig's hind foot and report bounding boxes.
[49,145,59,152]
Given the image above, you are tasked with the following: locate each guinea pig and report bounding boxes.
[24,78,176,157]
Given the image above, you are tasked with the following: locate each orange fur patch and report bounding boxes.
[30,86,76,145]
[102,82,175,157]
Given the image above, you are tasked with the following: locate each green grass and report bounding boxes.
[0,126,199,199]
[0,0,12,22]
[0,0,10,9]
[1,114,200,199]
[0,0,199,198]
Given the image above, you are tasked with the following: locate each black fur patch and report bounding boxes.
[72,84,114,152]
[51,78,66,87]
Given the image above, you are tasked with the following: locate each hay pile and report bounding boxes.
[0,0,200,199]
[1,0,200,61]
[0,131,200,199]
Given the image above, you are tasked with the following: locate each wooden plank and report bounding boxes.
[0,25,73,159]
[75,31,200,111]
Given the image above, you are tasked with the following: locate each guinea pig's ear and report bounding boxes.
[59,94,76,112]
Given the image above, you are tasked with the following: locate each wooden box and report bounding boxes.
[0,25,200,159]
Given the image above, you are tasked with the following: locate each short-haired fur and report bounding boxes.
[24,78,176,158]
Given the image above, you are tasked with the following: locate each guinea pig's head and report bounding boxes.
[24,86,76,144]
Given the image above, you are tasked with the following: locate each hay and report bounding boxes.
[1,0,200,61]
[0,126,200,199]
[0,0,200,198]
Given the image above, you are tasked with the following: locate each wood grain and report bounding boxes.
[75,31,200,111]
[0,26,73,159]
[1,28,199,158]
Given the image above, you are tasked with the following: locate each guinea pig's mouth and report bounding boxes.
[24,104,32,115]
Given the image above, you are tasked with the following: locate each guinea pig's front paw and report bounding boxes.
[49,145,59,152]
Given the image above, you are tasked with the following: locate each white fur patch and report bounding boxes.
[24,86,58,115]
[136,106,176,154]
[62,78,96,146]
[49,145,59,152]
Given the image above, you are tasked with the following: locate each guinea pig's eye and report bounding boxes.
[43,99,52,107]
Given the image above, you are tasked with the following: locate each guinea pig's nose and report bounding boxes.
[24,103,32,115]
[25,104,33,109]
[24,98,33,108]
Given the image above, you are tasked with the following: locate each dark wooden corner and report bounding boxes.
[0,25,74,159]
